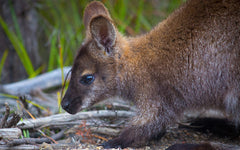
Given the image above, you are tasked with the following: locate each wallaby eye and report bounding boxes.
[80,74,95,85]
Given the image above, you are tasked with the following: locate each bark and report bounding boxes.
[2,67,71,95]
[17,110,135,129]
[0,143,78,150]
[0,128,22,139]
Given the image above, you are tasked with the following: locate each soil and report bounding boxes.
[60,118,240,150]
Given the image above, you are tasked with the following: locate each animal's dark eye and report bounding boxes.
[80,74,95,85]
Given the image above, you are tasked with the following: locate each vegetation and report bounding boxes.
[0,0,185,80]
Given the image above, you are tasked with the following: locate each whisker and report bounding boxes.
[60,68,72,99]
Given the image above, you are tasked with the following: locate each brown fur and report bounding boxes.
[61,0,240,148]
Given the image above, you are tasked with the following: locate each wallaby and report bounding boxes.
[61,0,240,148]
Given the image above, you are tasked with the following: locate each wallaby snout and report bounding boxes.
[61,95,82,114]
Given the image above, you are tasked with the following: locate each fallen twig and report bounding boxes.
[5,112,21,128]
[0,144,39,150]
[2,67,71,95]
[92,134,108,141]
[0,99,19,109]
[90,127,121,136]
[0,143,81,150]
[17,110,135,129]
[7,129,65,146]
[0,103,10,128]
[0,128,22,139]
[37,129,58,144]
[19,96,28,109]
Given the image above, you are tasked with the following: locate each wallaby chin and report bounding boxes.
[67,109,79,115]
[62,0,240,149]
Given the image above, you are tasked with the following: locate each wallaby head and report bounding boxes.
[61,1,121,114]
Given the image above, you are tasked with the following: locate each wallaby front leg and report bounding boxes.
[101,100,176,148]
[101,123,166,148]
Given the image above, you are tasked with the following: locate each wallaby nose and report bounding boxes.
[61,98,71,112]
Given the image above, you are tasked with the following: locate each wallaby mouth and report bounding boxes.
[61,96,82,114]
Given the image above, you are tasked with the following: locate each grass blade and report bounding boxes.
[0,16,36,78]
[57,92,62,113]
[0,93,49,112]
[9,2,24,43]
[0,50,8,81]
[135,0,144,33]
[48,30,58,71]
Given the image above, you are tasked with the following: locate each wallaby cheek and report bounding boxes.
[80,84,102,109]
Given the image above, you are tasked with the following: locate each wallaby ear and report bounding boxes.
[90,16,116,54]
[83,1,111,31]
[83,1,116,54]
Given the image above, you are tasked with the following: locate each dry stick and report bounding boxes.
[5,113,21,128]
[89,127,120,136]
[0,103,10,128]
[2,67,71,95]
[7,129,65,146]
[0,143,77,150]
[19,96,28,109]
[92,134,108,141]
[17,110,135,129]
[60,68,72,99]
[37,129,58,144]
[0,128,22,139]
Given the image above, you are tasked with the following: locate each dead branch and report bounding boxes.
[7,129,65,146]
[2,67,71,95]
[17,110,135,129]
[19,96,28,109]
[0,99,19,109]
[0,103,10,128]
[0,144,39,150]
[0,143,84,150]
[39,143,79,150]
[66,123,121,137]
[5,113,21,128]
[90,127,120,136]
[0,128,22,139]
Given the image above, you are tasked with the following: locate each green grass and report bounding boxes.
[0,93,48,112]
[37,0,86,72]
[9,2,24,44]
[22,128,30,138]
[0,16,38,78]
[36,0,185,72]
[0,50,8,81]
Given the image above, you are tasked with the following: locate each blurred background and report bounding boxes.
[0,0,185,84]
